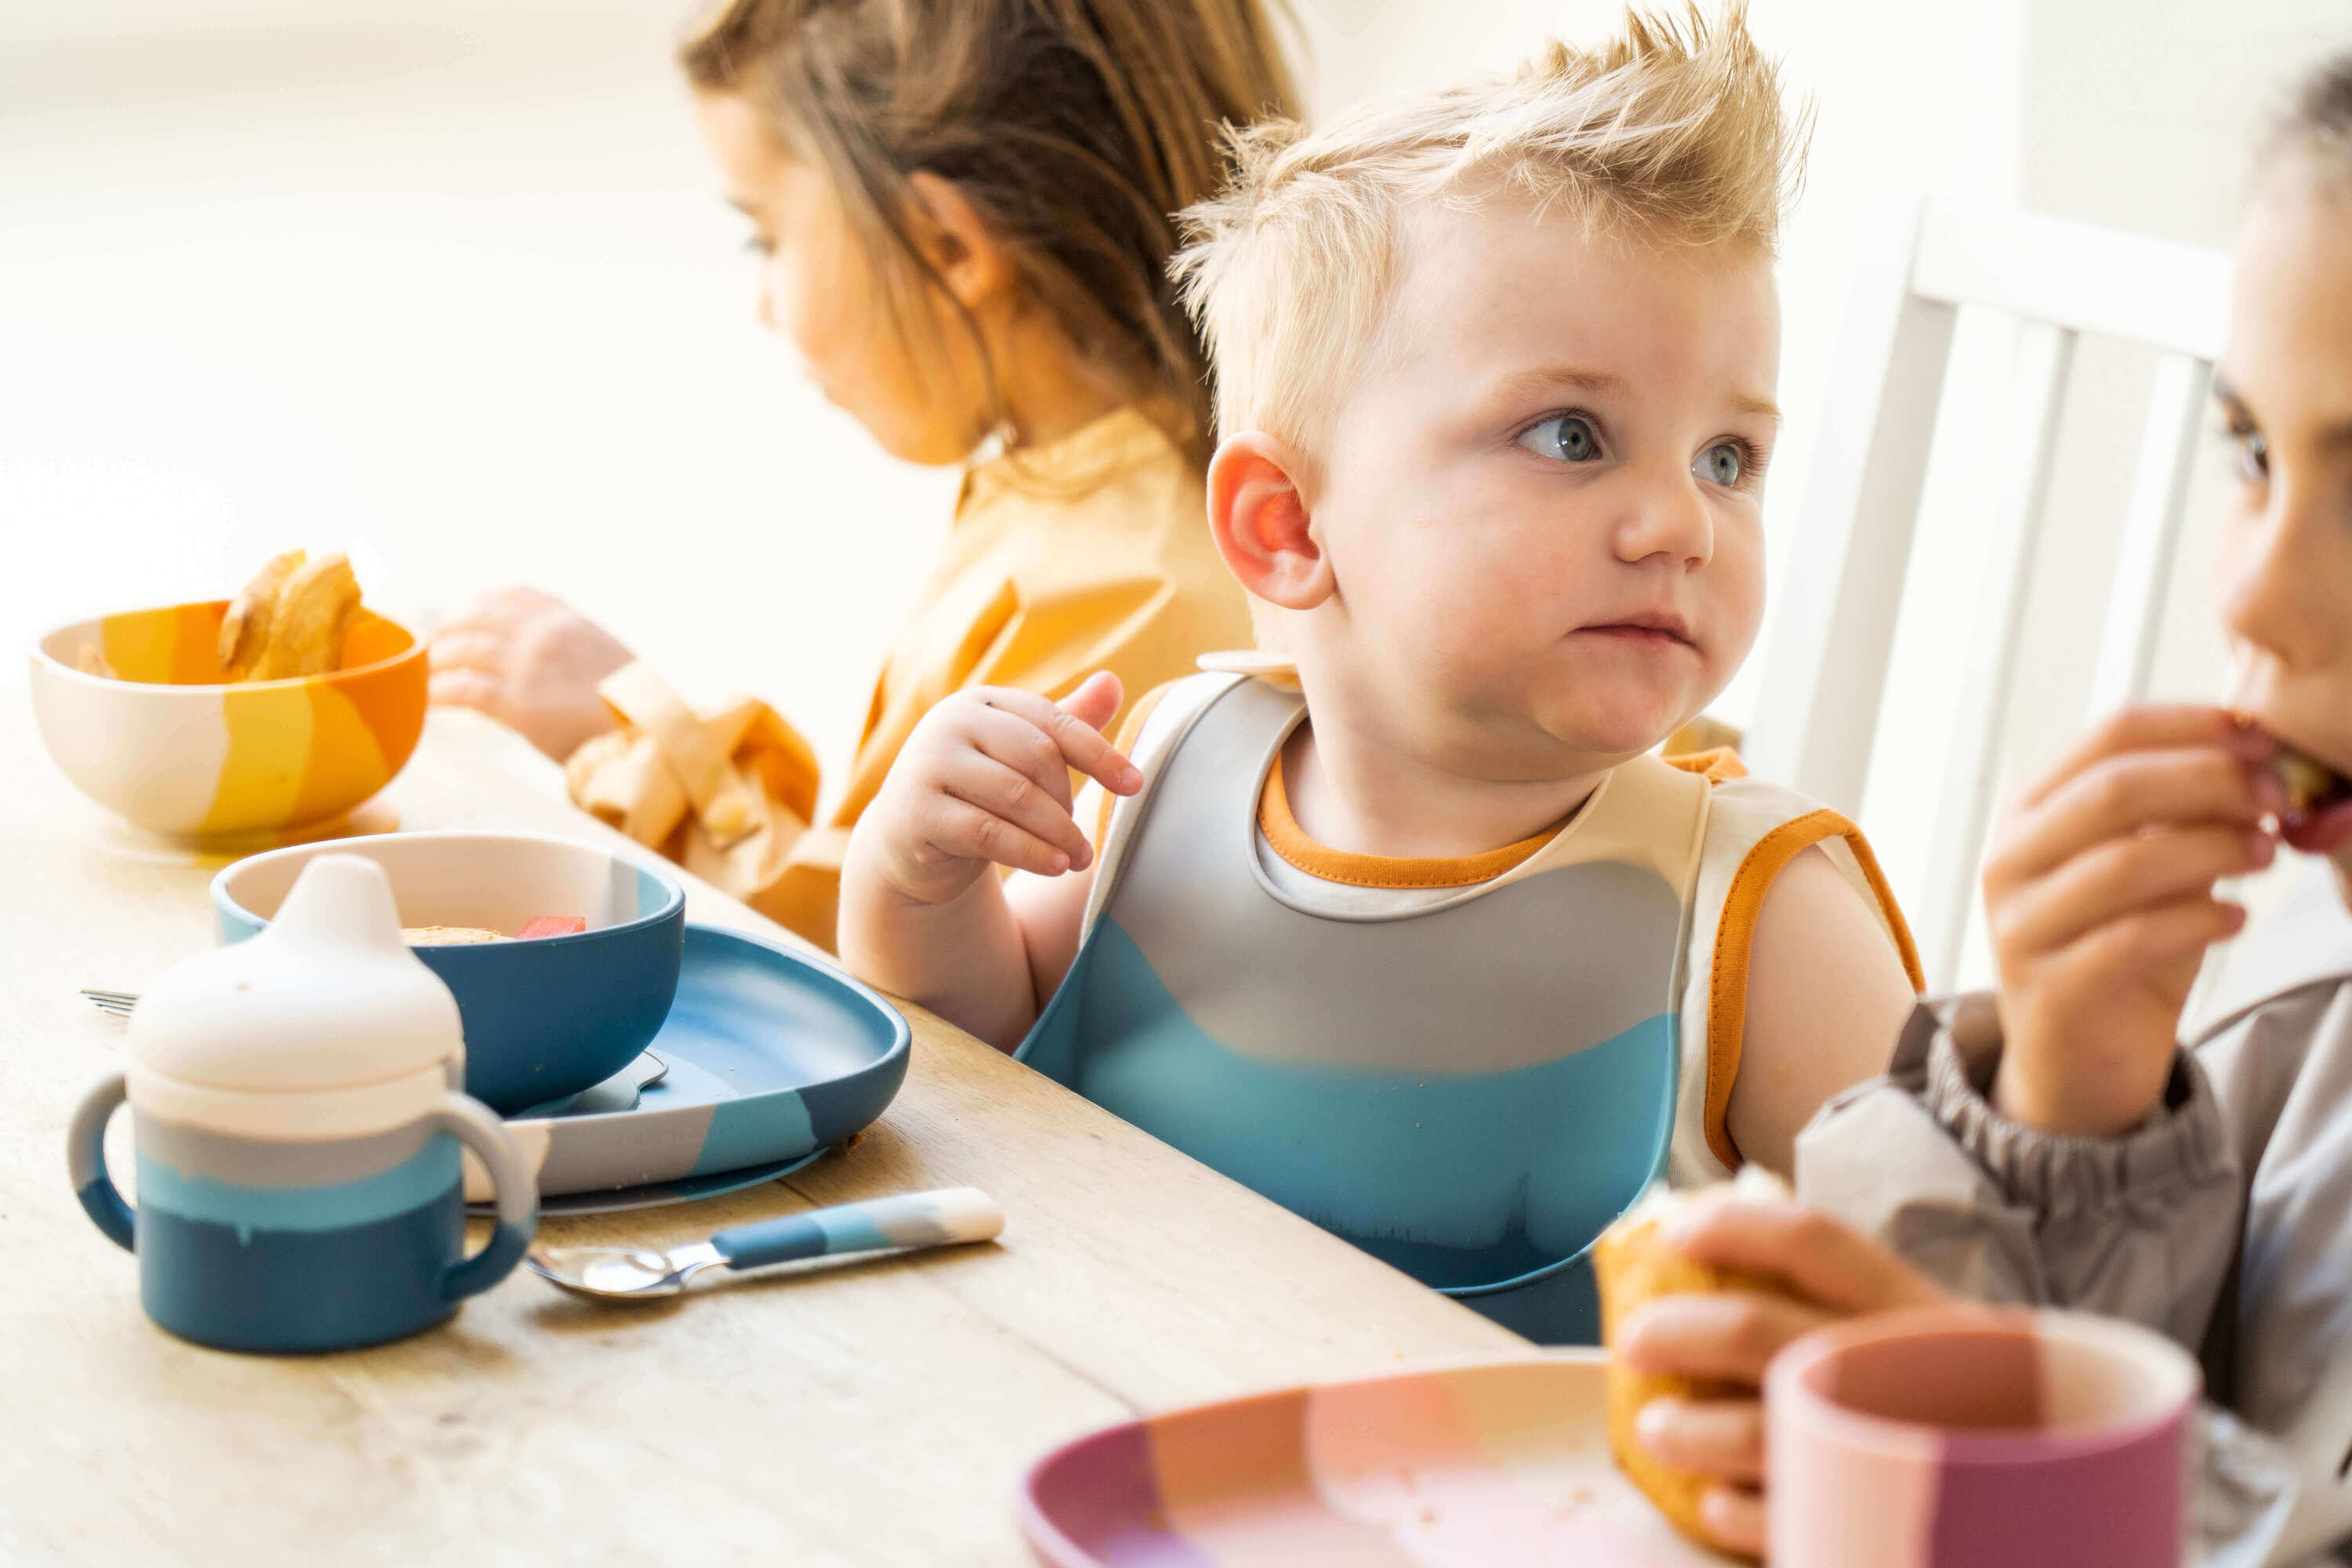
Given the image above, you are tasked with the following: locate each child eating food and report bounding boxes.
[429,0,1298,952]
[1611,49,2352,1563]
[838,3,1923,1345]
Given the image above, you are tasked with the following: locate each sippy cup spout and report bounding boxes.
[270,854,408,951]
[122,851,464,1094]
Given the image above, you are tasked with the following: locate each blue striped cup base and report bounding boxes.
[136,1189,466,1353]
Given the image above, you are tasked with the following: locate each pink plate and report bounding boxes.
[1018,1352,1731,1566]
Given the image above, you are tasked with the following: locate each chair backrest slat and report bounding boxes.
[1910,200,2227,357]
[1751,194,2228,993]
[1746,199,1956,813]
[2089,354,2216,713]
[1915,321,2078,988]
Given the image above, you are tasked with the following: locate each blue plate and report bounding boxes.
[474,923,910,1210]
[529,1151,827,1217]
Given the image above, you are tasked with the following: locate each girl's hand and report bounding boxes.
[1981,706,2281,1137]
[859,672,1140,908]
[1617,1200,1947,1557]
[428,588,634,762]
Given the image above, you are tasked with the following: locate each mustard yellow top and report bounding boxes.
[565,405,1251,953]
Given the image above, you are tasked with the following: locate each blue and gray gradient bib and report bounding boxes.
[1017,671,1918,1343]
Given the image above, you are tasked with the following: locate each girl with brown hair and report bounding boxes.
[430,0,1297,951]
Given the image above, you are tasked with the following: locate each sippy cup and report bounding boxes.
[67,854,537,1352]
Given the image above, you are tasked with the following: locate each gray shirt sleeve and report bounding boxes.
[1795,993,2244,1354]
[1791,998,2325,1566]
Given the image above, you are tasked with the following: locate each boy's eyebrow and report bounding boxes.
[1491,365,1780,423]
[1496,366,1624,402]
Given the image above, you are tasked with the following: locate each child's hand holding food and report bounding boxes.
[854,671,1142,909]
[428,587,634,762]
[1980,705,2281,1137]
[1603,1191,1947,1558]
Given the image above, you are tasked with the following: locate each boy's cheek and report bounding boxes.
[1697,539,1766,676]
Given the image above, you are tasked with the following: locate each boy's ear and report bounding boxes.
[905,171,1011,313]
[1207,433,1333,612]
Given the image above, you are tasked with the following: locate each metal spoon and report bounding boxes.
[527,1187,1004,1301]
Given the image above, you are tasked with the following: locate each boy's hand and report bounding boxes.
[429,588,633,763]
[1617,1200,1946,1557]
[860,671,1141,908]
[1981,706,2281,1137]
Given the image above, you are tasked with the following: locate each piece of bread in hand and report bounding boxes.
[1594,1166,1795,1557]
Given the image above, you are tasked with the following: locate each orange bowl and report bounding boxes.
[29,601,428,837]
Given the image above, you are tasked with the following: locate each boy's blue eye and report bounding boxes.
[1695,441,1745,486]
[1517,415,1602,463]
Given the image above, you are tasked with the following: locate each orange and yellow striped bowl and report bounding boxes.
[31,601,427,837]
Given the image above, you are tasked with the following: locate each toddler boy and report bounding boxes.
[838,5,1921,1341]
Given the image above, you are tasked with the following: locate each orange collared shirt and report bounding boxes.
[566,405,1251,953]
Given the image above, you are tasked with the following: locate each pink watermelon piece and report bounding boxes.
[516,915,588,939]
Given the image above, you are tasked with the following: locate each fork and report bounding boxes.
[82,989,137,1019]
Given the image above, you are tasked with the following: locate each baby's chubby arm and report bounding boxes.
[1728,846,1920,1174]
[837,672,1138,1051]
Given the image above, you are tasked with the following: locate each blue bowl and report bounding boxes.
[212,832,686,1115]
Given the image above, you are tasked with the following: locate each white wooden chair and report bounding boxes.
[1746,194,2231,993]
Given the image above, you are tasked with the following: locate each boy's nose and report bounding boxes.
[2220,485,2343,673]
[1613,469,1715,569]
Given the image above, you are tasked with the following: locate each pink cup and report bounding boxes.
[1766,1305,2200,1567]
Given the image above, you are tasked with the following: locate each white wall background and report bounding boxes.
[2,0,963,794]
[6,0,2348,982]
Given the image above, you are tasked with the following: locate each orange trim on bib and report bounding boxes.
[1703,809,1926,1169]
[1257,757,1566,890]
[1663,746,1749,786]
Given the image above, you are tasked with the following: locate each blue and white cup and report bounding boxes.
[65,852,539,1353]
[70,1077,535,1353]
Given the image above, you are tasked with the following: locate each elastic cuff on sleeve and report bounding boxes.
[1917,998,2230,1218]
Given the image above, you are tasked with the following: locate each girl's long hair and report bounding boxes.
[681,0,1301,465]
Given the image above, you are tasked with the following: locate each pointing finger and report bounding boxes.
[974,685,1141,796]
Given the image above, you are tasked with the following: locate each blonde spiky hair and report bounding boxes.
[1173,2,1806,456]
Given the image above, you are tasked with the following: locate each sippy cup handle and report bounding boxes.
[67,1071,136,1251]
[67,1073,539,1298]
[435,1092,538,1300]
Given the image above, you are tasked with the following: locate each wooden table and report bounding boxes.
[0,699,1521,1566]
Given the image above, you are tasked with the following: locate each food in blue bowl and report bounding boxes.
[212,832,686,1115]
